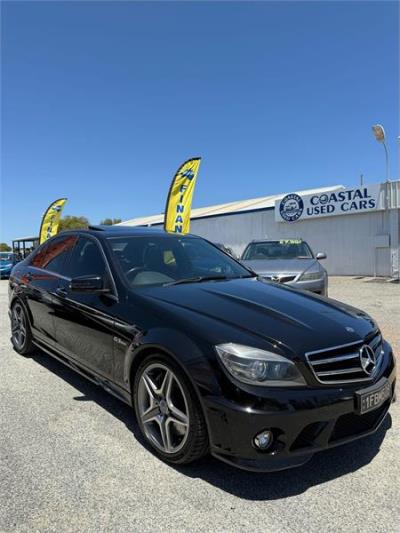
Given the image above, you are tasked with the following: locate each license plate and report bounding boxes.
[356,378,391,415]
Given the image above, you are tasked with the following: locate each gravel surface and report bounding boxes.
[1,278,399,533]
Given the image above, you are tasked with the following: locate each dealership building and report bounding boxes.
[119,180,400,278]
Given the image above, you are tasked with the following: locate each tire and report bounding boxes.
[10,301,35,356]
[133,354,208,465]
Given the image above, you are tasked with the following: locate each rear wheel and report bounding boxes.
[10,301,35,356]
[133,355,208,465]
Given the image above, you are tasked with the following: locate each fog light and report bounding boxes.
[254,430,273,450]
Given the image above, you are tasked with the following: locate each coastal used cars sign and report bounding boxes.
[275,183,382,222]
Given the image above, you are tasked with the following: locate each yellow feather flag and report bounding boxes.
[164,158,201,234]
[39,198,68,244]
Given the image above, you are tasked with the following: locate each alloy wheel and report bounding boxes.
[11,303,27,350]
[137,363,190,454]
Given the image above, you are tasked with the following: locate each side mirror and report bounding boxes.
[316,252,327,260]
[69,275,109,293]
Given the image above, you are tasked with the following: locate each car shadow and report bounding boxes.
[175,419,391,500]
[30,349,392,501]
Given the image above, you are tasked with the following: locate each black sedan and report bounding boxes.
[8,227,396,471]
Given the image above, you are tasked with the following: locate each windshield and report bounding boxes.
[108,235,251,287]
[242,240,313,260]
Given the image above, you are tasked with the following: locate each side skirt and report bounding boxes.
[32,340,132,406]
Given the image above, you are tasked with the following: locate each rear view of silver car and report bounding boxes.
[241,239,328,295]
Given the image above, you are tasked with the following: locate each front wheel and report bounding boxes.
[10,301,35,356]
[133,355,208,465]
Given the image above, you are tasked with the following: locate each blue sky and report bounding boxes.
[1,1,398,244]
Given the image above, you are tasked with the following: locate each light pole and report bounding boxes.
[371,125,398,279]
[372,124,390,182]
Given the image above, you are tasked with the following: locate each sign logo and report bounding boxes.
[180,168,195,180]
[275,184,381,223]
[359,345,376,376]
[279,193,304,222]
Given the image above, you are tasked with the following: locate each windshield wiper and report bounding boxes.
[164,275,230,286]
[164,273,256,286]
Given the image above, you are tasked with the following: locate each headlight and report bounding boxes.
[215,343,306,386]
[299,266,324,281]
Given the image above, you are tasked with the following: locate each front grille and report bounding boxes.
[289,400,390,451]
[263,275,296,283]
[306,332,383,384]
[280,275,296,283]
[329,402,389,442]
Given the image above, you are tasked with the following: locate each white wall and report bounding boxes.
[188,208,399,276]
[142,181,399,277]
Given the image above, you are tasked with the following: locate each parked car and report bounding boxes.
[9,227,395,472]
[241,239,328,295]
[0,252,20,279]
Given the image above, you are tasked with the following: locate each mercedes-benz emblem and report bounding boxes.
[359,345,376,375]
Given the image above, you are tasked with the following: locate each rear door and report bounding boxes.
[53,235,117,380]
[24,234,78,348]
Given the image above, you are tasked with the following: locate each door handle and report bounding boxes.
[56,287,68,297]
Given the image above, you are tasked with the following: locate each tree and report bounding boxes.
[59,215,90,232]
[100,218,122,225]
[0,242,11,252]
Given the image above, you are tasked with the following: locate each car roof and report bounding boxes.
[57,226,201,240]
[249,239,305,243]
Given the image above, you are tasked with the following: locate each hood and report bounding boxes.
[242,258,317,276]
[139,278,376,358]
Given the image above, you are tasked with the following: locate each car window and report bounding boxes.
[65,236,107,279]
[29,235,77,274]
[29,243,49,269]
[0,252,18,264]
[242,240,313,260]
[108,235,250,287]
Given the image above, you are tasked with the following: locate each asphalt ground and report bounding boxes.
[1,277,399,533]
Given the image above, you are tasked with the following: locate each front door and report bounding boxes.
[53,235,116,381]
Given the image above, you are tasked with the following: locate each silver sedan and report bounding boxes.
[241,239,328,295]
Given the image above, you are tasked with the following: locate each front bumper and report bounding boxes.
[203,344,396,472]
